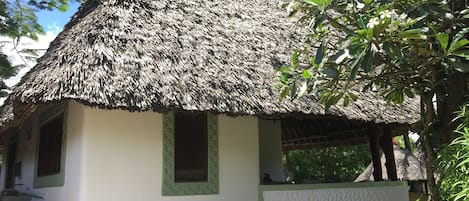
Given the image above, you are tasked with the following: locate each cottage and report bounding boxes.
[0,1,419,201]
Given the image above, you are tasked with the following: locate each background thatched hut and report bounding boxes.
[355,145,427,182]
[355,144,428,201]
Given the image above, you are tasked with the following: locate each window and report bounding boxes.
[34,104,67,188]
[174,112,208,182]
[162,112,218,196]
[37,114,64,177]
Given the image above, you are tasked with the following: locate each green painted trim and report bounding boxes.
[258,181,408,201]
[33,102,68,188]
[162,112,219,196]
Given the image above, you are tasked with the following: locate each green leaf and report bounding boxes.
[280,72,292,84]
[460,8,469,15]
[343,95,350,107]
[361,46,374,73]
[29,33,39,41]
[290,82,297,98]
[291,51,299,69]
[357,16,366,30]
[47,1,57,9]
[315,41,325,65]
[302,70,312,79]
[0,53,17,79]
[20,49,40,56]
[452,28,469,46]
[349,48,367,80]
[448,59,469,73]
[303,0,332,7]
[389,90,405,104]
[401,28,424,35]
[349,65,359,81]
[453,50,469,59]
[303,0,322,6]
[363,0,373,5]
[403,15,427,28]
[57,3,69,12]
[449,39,469,53]
[349,92,358,101]
[278,66,291,72]
[330,94,342,106]
[436,33,449,50]
[323,67,338,78]
[399,29,427,40]
[403,88,415,98]
[331,49,346,64]
[383,42,401,60]
[313,13,325,29]
[280,86,291,100]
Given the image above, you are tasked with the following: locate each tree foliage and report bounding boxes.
[278,0,468,200]
[0,0,80,97]
[438,104,469,201]
[279,0,468,108]
[285,144,371,183]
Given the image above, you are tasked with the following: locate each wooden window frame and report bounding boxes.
[34,103,67,188]
[162,112,219,196]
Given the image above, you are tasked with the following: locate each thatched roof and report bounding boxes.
[355,145,426,182]
[1,0,419,128]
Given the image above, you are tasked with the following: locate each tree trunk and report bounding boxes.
[430,68,466,201]
[422,94,439,201]
[435,72,466,146]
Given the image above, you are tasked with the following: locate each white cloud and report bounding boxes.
[1,31,58,87]
[0,31,58,105]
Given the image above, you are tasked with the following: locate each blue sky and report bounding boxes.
[35,1,81,34]
[1,1,82,91]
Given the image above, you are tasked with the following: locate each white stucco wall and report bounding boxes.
[258,119,284,182]
[80,105,260,201]
[2,102,85,201]
[3,102,260,201]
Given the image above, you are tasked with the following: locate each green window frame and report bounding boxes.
[162,112,219,196]
[34,103,67,188]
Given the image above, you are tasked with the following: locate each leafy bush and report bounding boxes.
[438,104,469,201]
[285,144,371,183]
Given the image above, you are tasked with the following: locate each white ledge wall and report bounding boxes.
[261,183,409,201]
[80,103,259,201]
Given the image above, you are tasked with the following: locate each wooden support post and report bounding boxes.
[403,133,412,151]
[381,125,398,181]
[367,126,383,181]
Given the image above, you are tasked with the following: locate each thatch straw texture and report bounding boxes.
[5,0,418,126]
[0,98,13,129]
[355,145,426,182]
